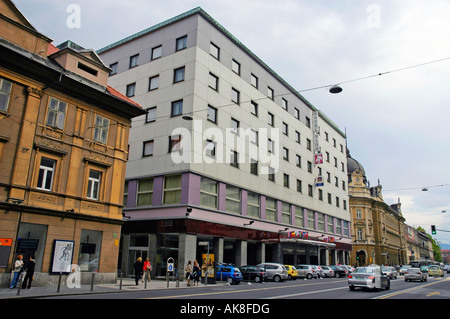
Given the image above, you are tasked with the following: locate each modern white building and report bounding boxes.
[98,7,351,279]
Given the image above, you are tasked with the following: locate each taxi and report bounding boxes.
[428,265,444,277]
[285,265,299,280]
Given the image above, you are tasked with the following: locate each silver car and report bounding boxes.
[257,263,288,282]
[296,265,317,279]
[320,265,335,278]
[404,267,427,282]
[381,266,398,279]
[348,266,390,291]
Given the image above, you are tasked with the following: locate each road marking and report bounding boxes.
[264,286,348,299]
[426,292,440,297]
[142,279,347,299]
[374,278,446,299]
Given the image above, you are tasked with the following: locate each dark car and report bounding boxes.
[216,264,243,284]
[240,265,268,283]
[329,265,348,277]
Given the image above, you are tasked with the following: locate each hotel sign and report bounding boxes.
[312,111,321,156]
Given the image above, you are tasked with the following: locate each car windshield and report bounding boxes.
[429,266,439,269]
[354,267,375,273]
[381,267,391,271]
[408,268,420,273]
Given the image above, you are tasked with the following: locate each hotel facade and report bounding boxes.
[98,8,352,278]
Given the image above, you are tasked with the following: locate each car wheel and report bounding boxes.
[334,273,339,278]
[226,277,233,284]
[349,285,355,291]
[307,274,313,279]
[254,276,261,283]
[385,280,390,290]
[273,275,281,282]
[288,275,292,280]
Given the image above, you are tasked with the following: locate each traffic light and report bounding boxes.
[431,225,436,234]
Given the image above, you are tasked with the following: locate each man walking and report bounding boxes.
[21,255,36,289]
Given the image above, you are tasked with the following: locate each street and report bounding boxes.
[41,273,450,300]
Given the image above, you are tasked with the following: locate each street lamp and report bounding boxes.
[329,85,343,94]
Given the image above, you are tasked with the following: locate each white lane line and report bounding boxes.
[264,286,348,299]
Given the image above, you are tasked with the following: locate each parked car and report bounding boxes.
[296,265,317,279]
[404,268,427,282]
[399,265,412,275]
[312,265,325,278]
[329,265,348,277]
[216,264,243,284]
[348,266,390,291]
[320,265,335,278]
[428,265,444,277]
[239,265,267,283]
[342,265,355,273]
[285,265,299,280]
[257,263,288,282]
[381,266,398,279]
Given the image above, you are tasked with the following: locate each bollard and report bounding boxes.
[144,274,147,289]
[16,273,24,296]
[90,272,95,291]
[57,272,63,293]
[119,271,123,290]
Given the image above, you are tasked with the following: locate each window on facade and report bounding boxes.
[149,75,159,91]
[266,197,276,221]
[163,175,181,204]
[295,131,301,144]
[296,155,301,168]
[126,83,136,97]
[284,174,290,188]
[317,213,325,231]
[268,139,275,154]
[231,118,239,134]
[295,206,304,227]
[308,184,313,197]
[343,221,349,236]
[282,98,288,111]
[268,166,275,182]
[250,101,258,116]
[171,100,183,117]
[247,192,260,218]
[174,67,185,83]
[307,210,315,229]
[250,159,258,175]
[232,59,240,75]
[250,129,258,145]
[251,74,258,88]
[294,108,300,120]
[268,87,274,100]
[129,54,139,68]
[143,140,154,157]
[231,88,240,104]
[268,112,274,127]
[137,178,153,206]
[176,36,187,51]
[146,107,156,123]
[230,150,239,168]
[356,208,362,219]
[200,177,218,209]
[307,161,312,173]
[36,157,56,191]
[0,77,12,112]
[93,115,109,144]
[318,189,323,201]
[328,217,334,233]
[328,192,332,204]
[281,202,290,224]
[79,229,101,272]
[151,45,162,60]
[225,185,241,214]
[296,179,302,193]
[87,170,102,200]
[210,42,220,59]
[205,139,216,158]
[282,122,288,136]
[208,73,218,90]
[305,116,311,128]
[46,97,67,130]
[336,220,342,234]
[283,147,289,161]
[169,135,182,152]
[123,181,128,206]
[207,105,217,123]
[109,62,118,76]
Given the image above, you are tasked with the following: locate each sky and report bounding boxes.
[12,0,450,246]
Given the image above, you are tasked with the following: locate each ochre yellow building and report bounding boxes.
[0,0,145,286]
[347,150,406,267]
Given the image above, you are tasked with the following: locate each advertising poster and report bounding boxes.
[51,240,74,273]
[201,253,214,278]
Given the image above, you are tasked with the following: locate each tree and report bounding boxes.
[417,226,442,262]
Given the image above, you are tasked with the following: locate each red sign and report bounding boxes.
[0,238,12,246]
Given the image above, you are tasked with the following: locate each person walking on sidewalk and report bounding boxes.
[21,255,35,289]
[185,260,192,286]
[192,260,200,286]
[143,258,152,283]
[134,257,143,285]
[10,255,24,288]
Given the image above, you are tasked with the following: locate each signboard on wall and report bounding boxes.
[0,238,12,268]
[51,240,75,273]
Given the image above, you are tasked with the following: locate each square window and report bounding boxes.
[109,62,118,76]
[251,74,258,88]
[207,105,217,123]
[37,157,56,191]
[205,139,216,158]
[174,67,185,83]
[232,59,240,75]
[231,88,240,104]
[209,73,218,90]
[149,76,159,91]
[129,54,139,68]
[169,135,182,152]
[282,98,288,110]
[268,87,274,100]
[231,118,239,134]
[250,159,258,175]
[46,97,67,130]
[93,115,109,144]
[87,170,102,200]
[268,112,274,127]
[284,174,290,188]
[282,122,288,136]
[126,83,136,97]
[143,140,154,157]
[268,167,275,182]
[151,45,162,60]
[146,107,156,123]
[250,101,258,116]
[0,77,13,112]
[210,42,220,59]
[171,100,183,117]
[230,150,239,167]
[176,36,187,51]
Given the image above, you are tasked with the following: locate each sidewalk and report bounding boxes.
[0,277,225,299]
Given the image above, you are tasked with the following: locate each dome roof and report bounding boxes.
[346,149,366,176]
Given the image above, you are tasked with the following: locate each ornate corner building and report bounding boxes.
[347,149,407,266]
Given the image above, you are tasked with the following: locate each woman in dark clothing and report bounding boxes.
[21,255,36,289]
[134,257,143,285]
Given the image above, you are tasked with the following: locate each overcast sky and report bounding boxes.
[13,0,450,245]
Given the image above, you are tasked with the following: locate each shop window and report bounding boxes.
[79,229,102,272]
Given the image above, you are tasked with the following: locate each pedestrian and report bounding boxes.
[193,260,200,286]
[185,260,192,286]
[10,255,24,288]
[134,257,143,285]
[143,258,152,283]
[21,255,35,289]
